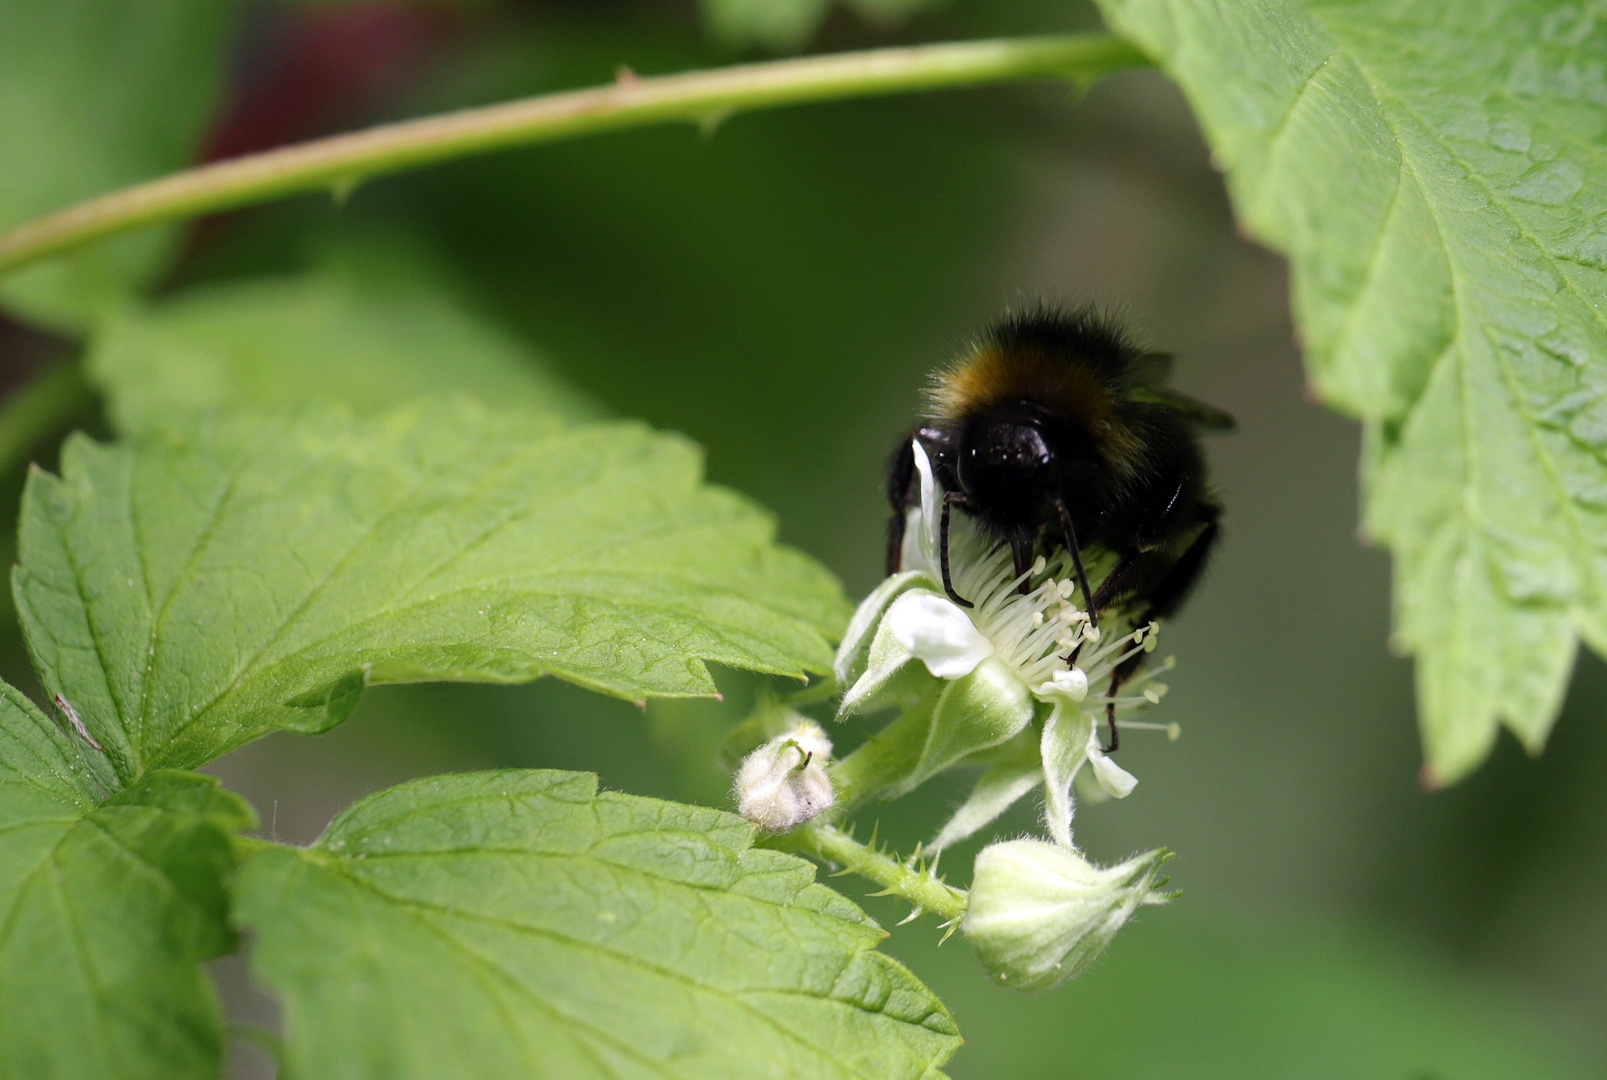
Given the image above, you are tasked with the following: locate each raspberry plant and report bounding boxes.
[1,1,1604,1077]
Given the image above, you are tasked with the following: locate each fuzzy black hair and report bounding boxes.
[985,304,1140,383]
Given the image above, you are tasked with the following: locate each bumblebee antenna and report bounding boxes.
[1054,500,1098,631]
[940,492,973,608]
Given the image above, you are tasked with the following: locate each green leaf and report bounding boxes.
[0,0,240,329]
[234,769,959,1080]
[1093,0,1607,781]
[0,681,253,1080]
[88,238,601,434]
[14,405,850,786]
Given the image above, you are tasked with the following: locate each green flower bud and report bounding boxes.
[734,721,835,832]
[964,839,1171,991]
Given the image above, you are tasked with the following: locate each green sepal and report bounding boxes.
[890,656,1036,797]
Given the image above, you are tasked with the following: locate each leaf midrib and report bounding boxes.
[53,502,137,779]
[139,444,793,768]
[132,460,242,777]
[147,560,825,768]
[1340,24,1606,609]
[1258,1,1607,621]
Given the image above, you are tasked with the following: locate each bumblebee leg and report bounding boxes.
[887,515,907,577]
[1054,500,1098,630]
[1102,672,1123,753]
[1099,482,1220,617]
[884,436,919,575]
[1141,512,1221,621]
[1088,549,1141,613]
[940,492,973,608]
[1100,644,1149,754]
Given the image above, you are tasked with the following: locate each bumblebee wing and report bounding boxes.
[1128,350,1175,387]
[1132,384,1237,431]
[1128,351,1235,430]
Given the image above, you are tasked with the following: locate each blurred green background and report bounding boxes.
[3,1,1605,1077]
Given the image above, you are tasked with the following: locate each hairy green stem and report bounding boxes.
[0,360,93,471]
[787,822,968,922]
[0,34,1147,279]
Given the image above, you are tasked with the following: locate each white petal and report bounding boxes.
[1033,667,1088,702]
[911,439,940,569]
[834,569,932,686]
[886,590,993,679]
[1086,730,1138,798]
[1073,765,1112,805]
[899,506,929,578]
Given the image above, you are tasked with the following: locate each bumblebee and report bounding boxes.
[886,306,1232,748]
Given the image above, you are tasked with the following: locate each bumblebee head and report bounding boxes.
[956,409,1065,512]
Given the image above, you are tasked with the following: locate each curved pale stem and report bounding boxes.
[0,34,1147,280]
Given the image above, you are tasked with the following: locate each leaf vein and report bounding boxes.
[327,860,892,1079]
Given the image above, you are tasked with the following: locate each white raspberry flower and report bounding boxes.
[835,440,1178,851]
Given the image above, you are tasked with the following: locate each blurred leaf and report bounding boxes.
[0,0,240,330]
[14,405,850,788]
[0,681,253,1080]
[89,236,600,435]
[847,0,954,26]
[286,0,488,8]
[235,769,959,1080]
[1094,0,1607,782]
[698,0,949,52]
[699,0,831,52]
